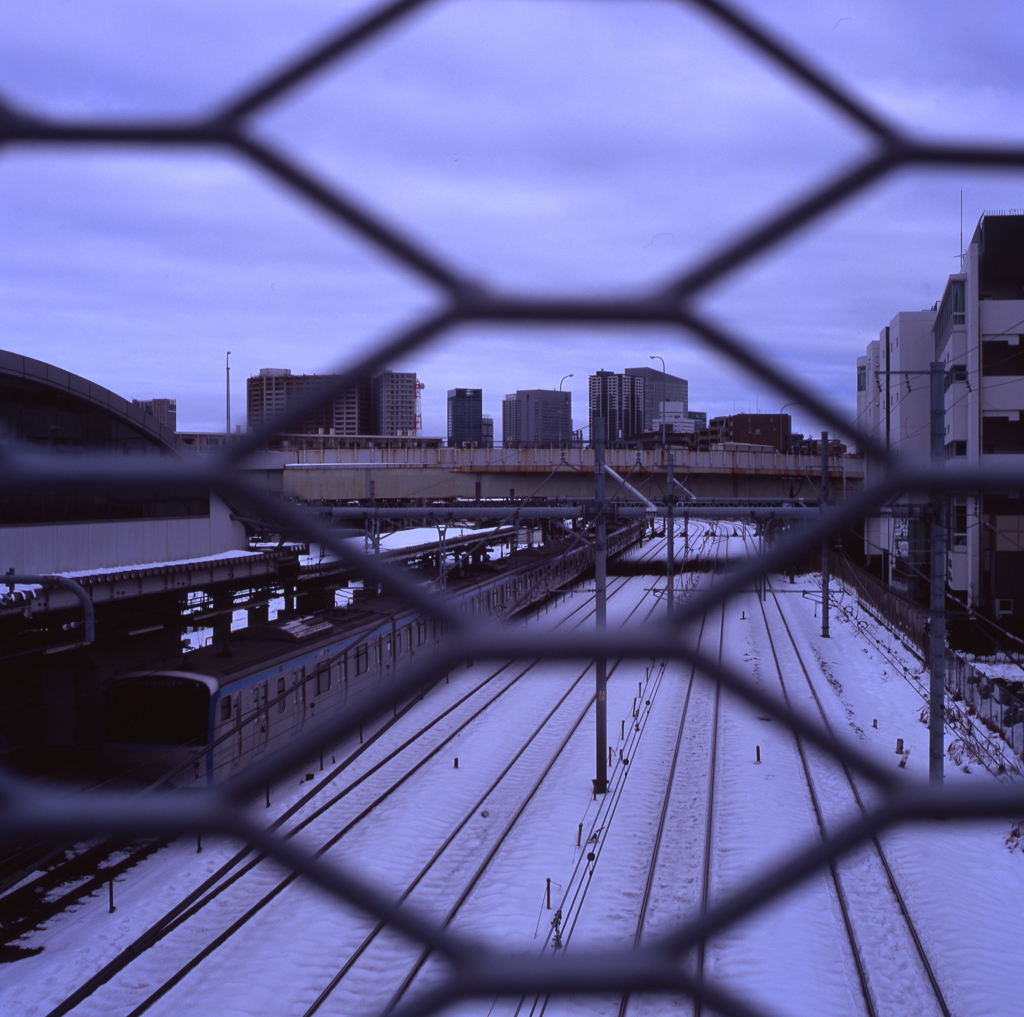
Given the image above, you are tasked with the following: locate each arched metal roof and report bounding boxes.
[0,348,186,455]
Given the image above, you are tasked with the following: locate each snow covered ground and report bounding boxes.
[5,521,1024,1017]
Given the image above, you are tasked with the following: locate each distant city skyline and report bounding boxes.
[2,4,1020,447]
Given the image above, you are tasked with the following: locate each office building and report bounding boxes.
[651,401,705,436]
[247,367,420,437]
[624,366,688,432]
[588,371,644,445]
[858,212,1024,627]
[132,397,177,432]
[502,389,572,447]
[481,415,494,449]
[704,413,792,451]
[447,388,483,447]
[372,369,419,436]
[247,368,369,436]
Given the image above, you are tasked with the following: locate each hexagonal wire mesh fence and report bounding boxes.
[3,1,1024,1015]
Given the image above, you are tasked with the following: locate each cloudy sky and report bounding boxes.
[2,0,1023,440]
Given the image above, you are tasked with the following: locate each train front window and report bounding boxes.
[105,676,210,746]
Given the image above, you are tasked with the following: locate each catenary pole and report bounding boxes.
[225,351,231,439]
[929,361,947,783]
[594,416,608,795]
[820,430,829,638]
[666,450,675,614]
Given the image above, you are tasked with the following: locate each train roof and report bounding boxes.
[117,534,594,691]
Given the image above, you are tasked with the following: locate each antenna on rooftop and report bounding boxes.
[226,351,232,438]
[960,190,964,271]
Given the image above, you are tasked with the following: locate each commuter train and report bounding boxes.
[103,523,644,787]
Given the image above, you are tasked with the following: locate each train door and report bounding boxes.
[293,666,306,727]
[257,681,269,751]
[276,676,286,716]
[235,693,244,763]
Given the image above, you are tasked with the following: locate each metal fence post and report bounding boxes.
[821,431,830,638]
[594,417,608,795]
[930,361,947,783]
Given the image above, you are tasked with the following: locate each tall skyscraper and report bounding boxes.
[624,366,688,432]
[588,371,644,445]
[501,389,572,447]
[447,388,483,447]
[132,397,177,432]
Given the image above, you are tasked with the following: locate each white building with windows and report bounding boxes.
[859,212,1024,626]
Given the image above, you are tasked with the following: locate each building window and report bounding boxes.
[982,340,1024,376]
[945,440,967,459]
[994,516,1024,552]
[944,364,967,390]
[857,365,866,392]
[982,415,1024,454]
[953,499,967,546]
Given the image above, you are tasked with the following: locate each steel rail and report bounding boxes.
[752,550,876,1017]
[615,523,723,1017]
[520,522,721,1017]
[763,577,952,1017]
[382,545,680,1017]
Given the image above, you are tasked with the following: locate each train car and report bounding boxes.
[103,523,644,788]
[104,606,438,787]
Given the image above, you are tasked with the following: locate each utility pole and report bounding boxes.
[594,416,608,795]
[225,351,232,439]
[820,430,830,638]
[929,362,947,783]
[666,450,675,614]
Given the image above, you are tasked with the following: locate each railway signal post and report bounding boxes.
[929,361,947,783]
[821,431,830,638]
[594,416,608,795]
[666,451,675,614]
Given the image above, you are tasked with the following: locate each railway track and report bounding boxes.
[505,520,726,1017]
[757,574,952,1017]
[291,534,686,1015]
[38,530,672,1017]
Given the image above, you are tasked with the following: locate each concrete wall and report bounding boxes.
[0,494,246,574]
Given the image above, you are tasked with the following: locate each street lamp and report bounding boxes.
[559,373,573,391]
[225,351,232,439]
[649,356,667,445]
[779,400,800,453]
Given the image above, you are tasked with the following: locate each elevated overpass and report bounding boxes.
[246,446,864,504]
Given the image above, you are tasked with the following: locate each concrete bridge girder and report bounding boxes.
[277,461,861,503]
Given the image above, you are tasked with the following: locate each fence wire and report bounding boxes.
[4,2,1024,1016]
